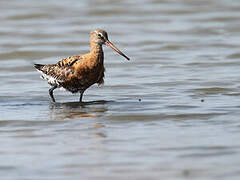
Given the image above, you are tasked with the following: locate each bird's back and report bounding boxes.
[34,53,105,93]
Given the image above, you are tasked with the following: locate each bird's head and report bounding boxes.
[90,29,130,60]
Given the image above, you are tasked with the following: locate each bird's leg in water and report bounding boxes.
[79,90,85,102]
[49,86,57,102]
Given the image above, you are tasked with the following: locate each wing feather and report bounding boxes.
[34,55,84,86]
[39,65,74,86]
[56,55,83,67]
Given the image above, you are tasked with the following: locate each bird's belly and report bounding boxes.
[60,69,104,93]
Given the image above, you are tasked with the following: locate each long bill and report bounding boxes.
[105,40,130,60]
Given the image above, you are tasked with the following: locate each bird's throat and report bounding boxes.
[90,42,104,63]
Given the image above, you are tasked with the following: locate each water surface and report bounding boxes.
[1,0,240,179]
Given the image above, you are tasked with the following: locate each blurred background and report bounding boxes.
[0,0,240,179]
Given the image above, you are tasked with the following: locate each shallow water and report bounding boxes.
[1,0,240,179]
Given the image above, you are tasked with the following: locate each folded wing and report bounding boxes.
[34,64,74,86]
[34,55,83,86]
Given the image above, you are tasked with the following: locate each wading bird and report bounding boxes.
[34,29,130,102]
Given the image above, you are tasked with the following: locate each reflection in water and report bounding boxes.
[49,100,110,120]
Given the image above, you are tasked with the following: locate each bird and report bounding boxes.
[34,29,130,103]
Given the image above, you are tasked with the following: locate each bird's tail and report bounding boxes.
[34,64,44,71]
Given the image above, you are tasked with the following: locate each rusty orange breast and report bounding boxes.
[62,51,104,90]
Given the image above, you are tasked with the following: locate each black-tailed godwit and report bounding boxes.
[34,29,130,102]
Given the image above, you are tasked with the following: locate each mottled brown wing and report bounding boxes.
[40,64,74,86]
[56,55,83,67]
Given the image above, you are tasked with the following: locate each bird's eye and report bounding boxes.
[98,33,103,38]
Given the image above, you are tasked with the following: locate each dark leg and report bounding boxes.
[49,86,57,102]
[79,90,85,102]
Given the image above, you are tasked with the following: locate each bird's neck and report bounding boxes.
[89,42,104,65]
[90,42,104,57]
